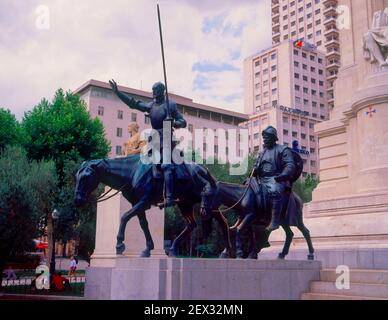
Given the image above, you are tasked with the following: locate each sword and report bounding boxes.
[157,4,172,121]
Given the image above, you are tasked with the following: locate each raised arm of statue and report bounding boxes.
[109,79,151,113]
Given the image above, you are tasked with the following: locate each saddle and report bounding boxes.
[151,163,192,180]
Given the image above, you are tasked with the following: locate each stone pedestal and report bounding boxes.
[85,258,321,300]
[92,188,165,264]
[262,0,388,265]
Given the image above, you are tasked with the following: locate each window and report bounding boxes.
[294,61,299,67]
[255,60,261,67]
[303,64,307,70]
[98,106,104,116]
[295,97,301,103]
[253,120,259,127]
[310,148,316,154]
[295,85,300,91]
[303,87,309,94]
[292,119,297,125]
[272,77,277,83]
[255,94,261,101]
[117,110,123,119]
[301,133,307,139]
[263,58,267,63]
[283,129,289,136]
[301,121,306,127]
[255,72,260,78]
[311,67,316,72]
[131,113,137,122]
[303,75,308,81]
[254,133,260,140]
[188,124,193,133]
[292,131,298,138]
[145,115,150,124]
[283,116,289,123]
[271,65,277,71]
[294,49,299,56]
[272,88,277,95]
[116,128,123,137]
[310,55,315,61]
[302,52,307,58]
[309,122,314,129]
[311,160,316,167]
[271,53,277,60]
[263,69,268,75]
[116,146,122,155]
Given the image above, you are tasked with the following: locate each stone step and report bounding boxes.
[310,281,388,299]
[320,269,388,285]
[301,292,388,300]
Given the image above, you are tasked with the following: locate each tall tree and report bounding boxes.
[0,146,57,285]
[21,89,110,262]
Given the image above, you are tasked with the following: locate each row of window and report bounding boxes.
[294,73,324,86]
[294,85,324,97]
[282,117,315,129]
[254,65,277,78]
[293,61,324,74]
[293,50,323,64]
[97,106,138,122]
[254,53,277,67]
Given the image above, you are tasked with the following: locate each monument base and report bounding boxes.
[85,257,321,300]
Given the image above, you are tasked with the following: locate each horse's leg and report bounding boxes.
[213,210,232,258]
[247,225,258,259]
[169,206,197,257]
[278,225,294,260]
[137,211,154,258]
[235,212,255,259]
[297,222,315,260]
[116,198,149,255]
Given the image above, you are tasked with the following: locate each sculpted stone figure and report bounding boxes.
[123,123,146,156]
[363,8,388,67]
[253,126,296,232]
[109,79,187,208]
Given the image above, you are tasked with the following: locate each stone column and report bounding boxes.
[91,187,165,267]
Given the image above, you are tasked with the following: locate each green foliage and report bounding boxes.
[20,89,111,260]
[21,89,110,180]
[0,108,22,150]
[292,175,319,203]
[0,146,57,278]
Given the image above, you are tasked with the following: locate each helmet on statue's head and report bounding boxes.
[152,82,165,102]
[262,126,279,141]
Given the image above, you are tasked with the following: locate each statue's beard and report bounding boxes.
[264,141,276,149]
[154,94,164,103]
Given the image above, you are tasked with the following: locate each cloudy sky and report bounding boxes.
[0,0,271,119]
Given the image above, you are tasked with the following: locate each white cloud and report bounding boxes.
[0,0,271,119]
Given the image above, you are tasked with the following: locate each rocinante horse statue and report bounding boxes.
[74,155,233,257]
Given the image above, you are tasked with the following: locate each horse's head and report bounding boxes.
[74,161,100,207]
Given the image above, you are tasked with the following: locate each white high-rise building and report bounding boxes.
[243,41,329,178]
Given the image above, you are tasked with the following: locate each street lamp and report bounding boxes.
[49,209,59,275]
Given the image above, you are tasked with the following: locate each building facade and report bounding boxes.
[74,80,248,162]
[272,0,340,110]
[243,41,329,177]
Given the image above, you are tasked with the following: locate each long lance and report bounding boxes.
[157,4,172,121]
